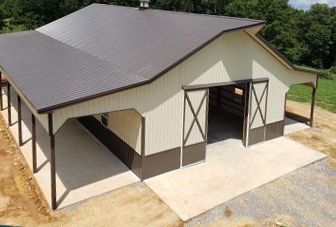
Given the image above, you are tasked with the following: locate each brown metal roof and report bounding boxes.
[0,4,264,113]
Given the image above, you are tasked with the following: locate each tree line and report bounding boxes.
[0,0,335,70]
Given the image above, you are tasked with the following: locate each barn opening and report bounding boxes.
[207,84,248,145]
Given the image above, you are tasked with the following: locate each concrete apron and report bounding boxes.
[1,88,139,209]
[284,117,310,135]
[145,137,325,221]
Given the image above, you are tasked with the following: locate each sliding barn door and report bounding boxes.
[246,80,269,146]
[182,89,209,166]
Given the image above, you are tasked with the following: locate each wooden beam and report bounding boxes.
[17,95,23,146]
[0,72,3,111]
[32,114,37,173]
[48,113,57,210]
[7,82,11,126]
[310,87,316,127]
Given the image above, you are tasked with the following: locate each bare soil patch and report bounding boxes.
[0,114,63,226]
[287,100,336,167]
[0,113,181,227]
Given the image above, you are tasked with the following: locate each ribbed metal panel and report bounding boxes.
[0,4,262,113]
[37,4,263,82]
[0,31,145,113]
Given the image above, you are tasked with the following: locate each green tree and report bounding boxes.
[0,0,335,69]
[301,4,335,68]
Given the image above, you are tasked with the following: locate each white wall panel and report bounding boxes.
[108,109,142,154]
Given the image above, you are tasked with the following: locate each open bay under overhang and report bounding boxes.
[0,83,139,209]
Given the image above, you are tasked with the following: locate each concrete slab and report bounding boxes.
[145,137,325,221]
[284,117,310,135]
[1,88,139,208]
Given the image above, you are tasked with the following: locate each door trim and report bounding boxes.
[182,78,269,91]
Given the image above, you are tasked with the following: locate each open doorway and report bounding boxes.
[207,84,248,145]
[284,83,316,135]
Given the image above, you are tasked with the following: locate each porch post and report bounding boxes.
[17,95,23,146]
[7,82,11,126]
[48,113,57,209]
[310,86,316,127]
[141,116,145,181]
[32,114,37,173]
[0,72,3,110]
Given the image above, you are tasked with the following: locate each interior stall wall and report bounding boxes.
[94,109,142,155]
[209,85,245,117]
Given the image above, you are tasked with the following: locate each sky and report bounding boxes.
[289,0,336,10]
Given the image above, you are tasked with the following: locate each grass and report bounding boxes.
[287,75,336,113]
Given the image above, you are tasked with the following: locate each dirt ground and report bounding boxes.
[286,100,336,168]
[0,100,335,227]
[0,113,182,227]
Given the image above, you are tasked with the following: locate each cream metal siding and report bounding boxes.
[50,29,316,155]
[107,109,142,154]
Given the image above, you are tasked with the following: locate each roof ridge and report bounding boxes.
[90,3,265,23]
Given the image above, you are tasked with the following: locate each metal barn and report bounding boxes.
[0,3,320,209]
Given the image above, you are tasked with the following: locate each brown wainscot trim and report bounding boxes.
[182,142,206,167]
[248,120,284,146]
[78,116,142,178]
[142,147,181,179]
[265,120,285,141]
[248,125,265,146]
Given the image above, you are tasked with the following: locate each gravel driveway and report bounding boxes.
[187,158,336,226]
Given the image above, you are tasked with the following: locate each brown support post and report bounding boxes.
[0,72,3,111]
[7,82,11,126]
[17,95,23,146]
[32,114,37,173]
[48,113,57,210]
[141,116,145,181]
[310,87,317,127]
